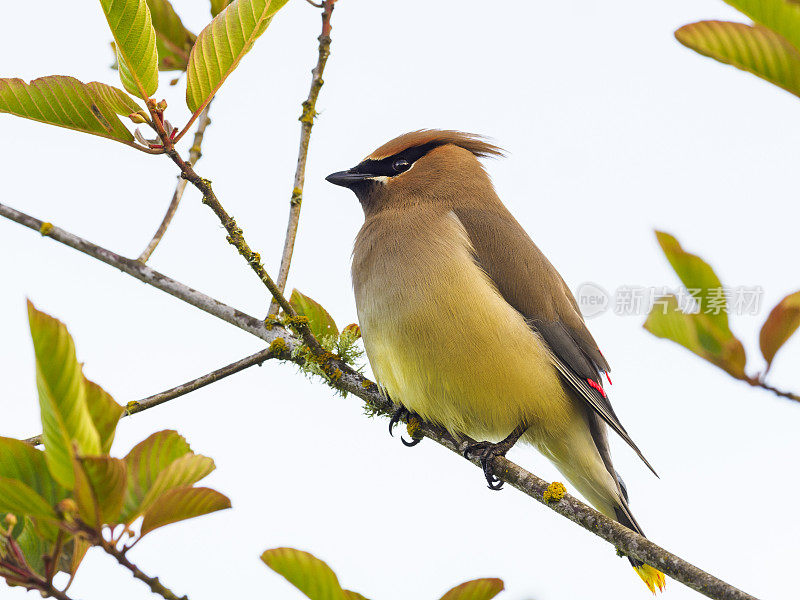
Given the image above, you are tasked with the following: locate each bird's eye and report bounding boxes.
[392,159,410,173]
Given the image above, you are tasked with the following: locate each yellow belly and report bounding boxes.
[354,211,581,443]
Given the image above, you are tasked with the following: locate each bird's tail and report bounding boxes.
[614,505,666,594]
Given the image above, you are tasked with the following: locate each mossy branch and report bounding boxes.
[269,0,337,315]
[0,201,758,600]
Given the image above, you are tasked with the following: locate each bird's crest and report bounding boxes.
[365,129,505,161]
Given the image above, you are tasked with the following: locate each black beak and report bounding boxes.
[325,170,372,188]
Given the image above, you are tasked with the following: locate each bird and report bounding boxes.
[325,129,665,594]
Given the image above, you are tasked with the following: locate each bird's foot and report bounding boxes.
[388,405,423,447]
[463,441,507,490]
[462,424,528,491]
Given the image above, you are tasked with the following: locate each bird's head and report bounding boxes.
[326,129,504,215]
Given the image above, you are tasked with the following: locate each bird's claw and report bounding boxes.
[463,441,506,490]
[388,405,423,447]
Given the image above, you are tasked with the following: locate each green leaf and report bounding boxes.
[759,290,800,371]
[0,477,57,522]
[140,487,230,536]
[146,0,196,71]
[186,0,291,114]
[29,302,100,489]
[342,592,370,600]
[0,76,136,144]
[439,579,505,600]
[138,453,215,514]
[261,547,348,600]
[644,295,748,379]
[646,232,748,379]
[722,0,800,53]
[675,21,800,98]
[290,289,339,340]
[72,456,128,527]
[84,380,124,455]
[86,82,144,117]
[98,0,160,98]
[119,430,192,522]
[210,0,233,16]
[0,438,66,508]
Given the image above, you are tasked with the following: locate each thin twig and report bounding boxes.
[138,103,213,263]
[0,206,759,600]
[24,347,283,446]
[746,376,800,403]
[98,537,187,600]
[269,0,336,315]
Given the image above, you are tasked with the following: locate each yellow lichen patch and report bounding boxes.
[39,222,53,236]
[543,481,566,503]
[269,337,287,355]
[329,367,342,382]
[285,315,310,327]
[407,416,423,440]
[125,400,140,414]
[361,380,372,389]
[634,564,666,594]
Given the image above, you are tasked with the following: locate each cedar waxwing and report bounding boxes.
[326,130,665,593]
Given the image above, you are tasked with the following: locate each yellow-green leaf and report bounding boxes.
[723,0,800,53]
[119,430,192,522]
[0,477,57,522]
[210,0,233,16]
[72,456,127,527]
[439,578,505,600]
[290,289,339,341]
[186,0,291,114]
[644,295,747,379]
[759,290,800,371]
[0,437,66,508]
[0,76,135,144]
[261,547,347,600]
[140,486,230,536]
[98,0,160,98]
[342,592,370,600]
[138,453,215,514]
[29,302,101,489]
[146,0,196,71]
[86,82,144,117]
[84,380,124,455]
[675,21,800,98]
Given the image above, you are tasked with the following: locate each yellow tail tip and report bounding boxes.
[634,564,666,594]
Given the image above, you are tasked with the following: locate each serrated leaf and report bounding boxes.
[138,454,215,514]
[72,456,127,527]
[723,0,800,53]
[0,477,57,522]
[28,302,101,489]
[261,548,348,600]
[119,430,192,523]
[99,0,160,98]
[439,578,505,600]
[210,0,233,16]
[186,0,291,114]
[140,487,230,536]
[759,290,800,371]
[290,290,339,340]
[86,82,144,117]
[675,21,800,98]
[146,0,196,71]
[645,295,747,379]
[0,76,135,144]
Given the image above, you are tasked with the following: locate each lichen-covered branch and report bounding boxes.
[0,204,757,600]
[138,102,214,263]
[269,0,336,316]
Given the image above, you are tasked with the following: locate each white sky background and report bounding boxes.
[1,1,798,599]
